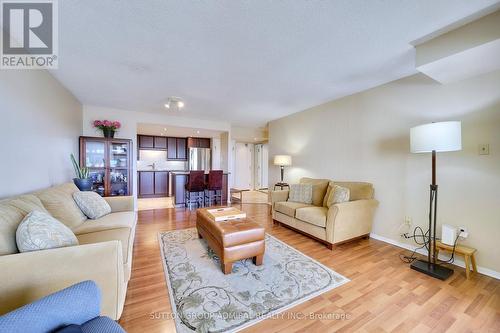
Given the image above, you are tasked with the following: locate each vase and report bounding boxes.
[73,178,93,191]
[102,128,115,138]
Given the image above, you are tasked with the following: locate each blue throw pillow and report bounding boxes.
[55,324,83,333]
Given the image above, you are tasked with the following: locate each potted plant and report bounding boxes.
[71,154,92,191]
[93,120,121,138]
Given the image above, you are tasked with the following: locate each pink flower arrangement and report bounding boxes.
[93,120,121,130]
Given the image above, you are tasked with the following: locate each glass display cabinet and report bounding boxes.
[79,136,132,196]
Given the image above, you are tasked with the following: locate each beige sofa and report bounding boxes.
[271,178,378,248]
[0,183,136,320]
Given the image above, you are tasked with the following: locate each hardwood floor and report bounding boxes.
[119,204,500,333]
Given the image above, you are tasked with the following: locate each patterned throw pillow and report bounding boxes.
[327,185,350,207]
[16,210,78,252]
[287,184,313,204]
[73,192,111,219]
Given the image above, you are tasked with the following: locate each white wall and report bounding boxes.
[269,71,500,274]
[0,71,82,198]
[82,105,232,206]
[231,126,268,143]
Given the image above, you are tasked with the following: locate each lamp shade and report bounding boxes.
[274,155,292,166]
[410,121,462,153]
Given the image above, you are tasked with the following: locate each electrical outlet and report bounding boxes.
[404,216,412,226]
[459,226,469,238]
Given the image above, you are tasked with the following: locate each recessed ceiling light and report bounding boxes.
[164,97,185,110]
[164,128,167,131]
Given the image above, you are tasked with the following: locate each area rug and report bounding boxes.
[158,228,349,333]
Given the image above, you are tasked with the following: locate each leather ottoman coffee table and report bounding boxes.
[196,208,265,274]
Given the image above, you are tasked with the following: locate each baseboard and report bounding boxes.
[369,233,500,280]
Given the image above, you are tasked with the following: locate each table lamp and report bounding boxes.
[410,121,462,280]
[274,155,292,186]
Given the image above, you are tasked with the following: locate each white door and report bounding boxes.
[234,143,253,190]
[261,143,269,189]
[254,144,269,190]
[255,144,263,189]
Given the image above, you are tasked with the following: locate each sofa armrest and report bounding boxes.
[326,199,379,243]
[0,241,125,320]
[270,190,290,208]
[104,196,134,213]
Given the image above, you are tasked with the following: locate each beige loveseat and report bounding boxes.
[271,178,378,248]
[0,183,136,320]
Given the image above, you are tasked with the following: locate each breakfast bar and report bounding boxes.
[171,171,229,206]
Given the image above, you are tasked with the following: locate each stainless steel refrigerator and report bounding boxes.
[189,148,211,172]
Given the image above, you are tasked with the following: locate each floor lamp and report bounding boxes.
[409,121,462,280]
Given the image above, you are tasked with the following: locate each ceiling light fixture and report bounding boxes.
[164,96,185,110]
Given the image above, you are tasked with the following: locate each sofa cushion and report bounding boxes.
[295,206,328,228]
[73,211,137,279]
[287,184,313,204]
[72,211,136,235]
[34,183,87,229]
[73,192,112,219]
[326,185,350,207]
[16,210,78,252]
[0,195,48,255]
[76,228,130,265]
[299,178,330,206]
[275,201,313,217]
[333,181,374,201]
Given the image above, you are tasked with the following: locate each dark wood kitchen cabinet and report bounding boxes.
[187,137,211,149]
[138,135,168,150]
[154,136,167,149]
[138,171,169,198]
[154,171,168,196]
[138,135,154,149]
[167,137,187,160]
[138,171,154,196]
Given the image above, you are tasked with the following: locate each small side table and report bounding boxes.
[436,241,477,279]
[274,183,290,191]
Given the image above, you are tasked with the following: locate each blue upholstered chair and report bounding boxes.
[0,280,126,333]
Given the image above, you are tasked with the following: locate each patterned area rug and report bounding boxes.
[158,228,349,333]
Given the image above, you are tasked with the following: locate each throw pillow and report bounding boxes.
[287,184,313,204]
[326,185,350,207]
[73,192,112,219]
[16,210,79,252]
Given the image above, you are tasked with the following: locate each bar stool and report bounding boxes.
[185,171,205,209]
[205,170,223,207]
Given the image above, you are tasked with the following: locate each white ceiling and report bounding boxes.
[52,1,499,127]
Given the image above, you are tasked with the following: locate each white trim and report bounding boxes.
[370,233,500,280]
[158,229,349,333]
